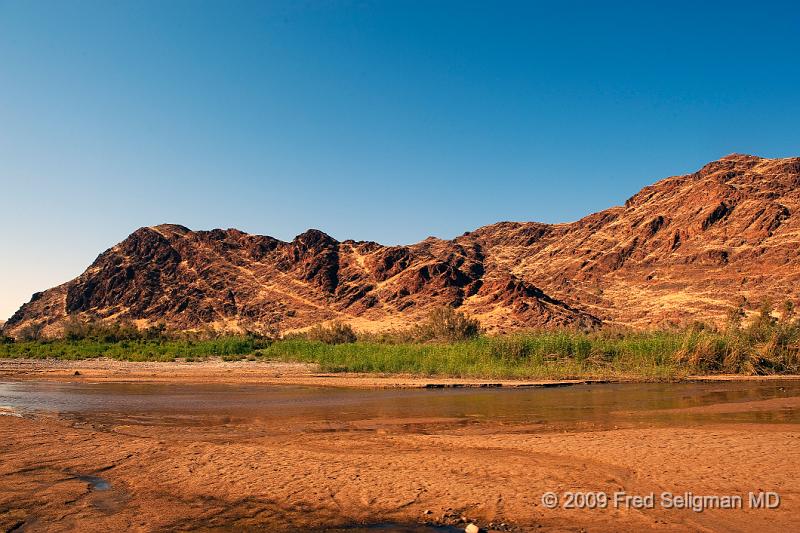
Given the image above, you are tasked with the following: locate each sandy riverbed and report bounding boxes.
[1,360,799,532]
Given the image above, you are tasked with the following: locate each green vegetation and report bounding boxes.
[1,303,798,379]
[259,313,800,379]
[0,336,268,362]
[256,332,679,379]
[297,321,358,344]
[408,306,481,342]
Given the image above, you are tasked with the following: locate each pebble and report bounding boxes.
[465,524,480,533]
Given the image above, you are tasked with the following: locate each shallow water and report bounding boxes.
[72,474,110,491]
[1,380,799,436]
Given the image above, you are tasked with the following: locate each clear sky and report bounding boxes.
[1,1,799,320]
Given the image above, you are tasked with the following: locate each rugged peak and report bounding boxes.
[718,153,763,162]
[693,153,800,184]
[292,229,338,250]
[147,224,192,238]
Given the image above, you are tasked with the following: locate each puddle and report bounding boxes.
[74,474,111,491]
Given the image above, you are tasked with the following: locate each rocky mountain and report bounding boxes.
[4,154,799,338]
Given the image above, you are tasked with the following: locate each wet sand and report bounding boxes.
[1,361,799,532]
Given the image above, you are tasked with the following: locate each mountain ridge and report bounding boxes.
[5,153,800,338]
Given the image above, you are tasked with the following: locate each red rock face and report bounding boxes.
[4,154,799,337]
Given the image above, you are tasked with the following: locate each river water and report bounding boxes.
[2,380,799,435]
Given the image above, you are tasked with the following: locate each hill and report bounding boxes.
[4,154,799,338]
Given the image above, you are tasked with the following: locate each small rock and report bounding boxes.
[465,524,480,533]
[73,371,81,376]
[423,509,432,515]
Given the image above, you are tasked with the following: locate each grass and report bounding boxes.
[2,303,798,380]
[3,327,798,380]
[258,332,685,380]
[0,336,266,362]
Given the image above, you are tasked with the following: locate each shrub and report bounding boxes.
[17,322,45,341]
[673,301,800,375]
[414,306,481,342]
[304,321,358,344]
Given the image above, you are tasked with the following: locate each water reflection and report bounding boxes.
[1,380,798,436]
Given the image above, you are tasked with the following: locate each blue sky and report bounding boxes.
[1,1,799,319]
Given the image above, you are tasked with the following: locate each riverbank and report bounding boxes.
[4,319,800,381]
[2,357,800,388]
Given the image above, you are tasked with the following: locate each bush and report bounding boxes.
[414,306,481,342]
[63,317,155,342]
[672,301,800,375]
[17,322,45,341]
[355,308,482,344]
[304,321,358,344]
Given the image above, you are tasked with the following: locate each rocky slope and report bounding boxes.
[5,154,799,338]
